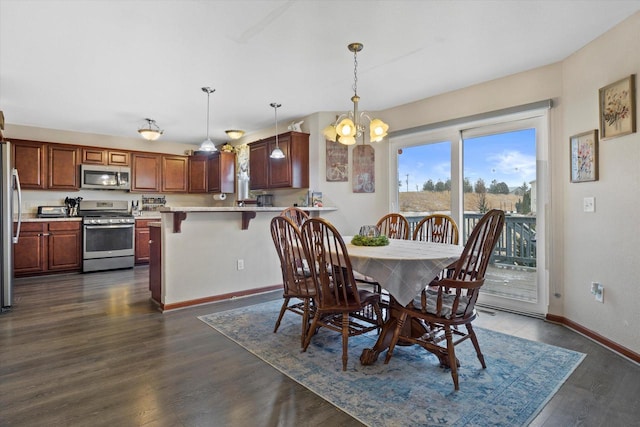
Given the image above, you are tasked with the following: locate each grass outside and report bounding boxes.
[399,191,523,214]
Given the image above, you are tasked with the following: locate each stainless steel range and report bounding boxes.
[78,200,135,272]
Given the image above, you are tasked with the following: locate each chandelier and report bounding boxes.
[323,42,389,145]
[269,102,285,159]
[199,87,217,152]
[138,118,163,141]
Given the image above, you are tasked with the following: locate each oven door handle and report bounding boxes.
[84,224,135,230]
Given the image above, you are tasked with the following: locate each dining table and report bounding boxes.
[344,237,463,365]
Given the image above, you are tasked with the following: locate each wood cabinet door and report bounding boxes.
[48,145,80,190]
[131,153,161,192]
[82,148,107,165]
[268,134,292,188]
[107,151,129,166]
[189,155,209,193]
[13,223,47,276]
[207,154,221,193]
[149,225,162,302]
[47,222,81,271]
[162,155,188,193]
[249,141,269,190]
[11,140,47,189]
[135,227,151,264]
[219,151,236,194]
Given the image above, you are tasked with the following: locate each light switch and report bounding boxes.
[583,197,595,213]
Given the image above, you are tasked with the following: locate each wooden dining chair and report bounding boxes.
[270,216,316,347]
[280,206,309,228]
[384,209,505,390]
[412,214,459,244]
[376,213,410,240]
[300,218,384,371]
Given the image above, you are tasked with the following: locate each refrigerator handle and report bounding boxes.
[12,169,22,244]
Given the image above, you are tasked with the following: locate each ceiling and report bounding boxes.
[1,1,639,147]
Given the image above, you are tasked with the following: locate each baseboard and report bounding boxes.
[546,313,640,364]
[160,284,283,312]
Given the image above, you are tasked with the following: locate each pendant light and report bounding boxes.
[270,102,285,159]
[138,118,163,141]
[199,87,217,152]
[323,42,389,145]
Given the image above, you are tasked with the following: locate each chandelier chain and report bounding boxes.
[352,49,358,97]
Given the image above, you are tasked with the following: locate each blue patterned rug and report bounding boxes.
[199,300,584,426]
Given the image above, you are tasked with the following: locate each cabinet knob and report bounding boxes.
[148,240,153,244]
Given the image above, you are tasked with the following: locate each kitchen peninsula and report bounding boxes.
[151,206,336,311]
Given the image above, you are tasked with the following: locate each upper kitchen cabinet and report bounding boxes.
[131,152,161,192]
[249,131,309,190]
[207,151,236,194]
[82,147,129,166]
[11,139,47,189]
[162,155,188,193]
[48,145,80,190]
[11,139,79,190]
[188,154,209,193]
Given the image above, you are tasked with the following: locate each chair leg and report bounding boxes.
[466,323,486,368]
[444,326,459,391]
[300,299,310,348]
[303,313,320,352]
[342,312,349,371]
[373,302,384,333]
[273,298,289,333]
[384,311,407,364]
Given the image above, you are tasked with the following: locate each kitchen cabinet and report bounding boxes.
[135,219,154,264]
[131,152,161,192]
[11,140,80,190]
[11,139,47,189]
[249,131,309,190]
[13,221,81,277]
[162,155,188,193]
[188,155,209,193]
[149,224,162,304]
[48,145,80,190]
[47,221,82,271]
[82,148,130,166]
[207,151,236,194]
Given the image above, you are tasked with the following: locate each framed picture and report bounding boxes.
[570,130,598,183]
[599,74,636,140]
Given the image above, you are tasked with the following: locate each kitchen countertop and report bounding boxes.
[17,214,82,222]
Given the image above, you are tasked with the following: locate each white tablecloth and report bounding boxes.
[345,238,462,306]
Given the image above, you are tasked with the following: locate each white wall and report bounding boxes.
[561,12,640,352]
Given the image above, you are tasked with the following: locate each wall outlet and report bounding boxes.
[591,281,603,303]
[237,259,244,270]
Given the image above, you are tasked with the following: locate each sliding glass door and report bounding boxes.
[393,112,548,316]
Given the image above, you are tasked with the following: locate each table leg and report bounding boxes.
[360,301,429,365]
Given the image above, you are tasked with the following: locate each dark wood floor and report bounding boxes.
[1,267,638,427]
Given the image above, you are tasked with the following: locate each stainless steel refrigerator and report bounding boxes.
[1,140,22,312]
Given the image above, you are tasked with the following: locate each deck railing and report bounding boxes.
[404,213,537,268]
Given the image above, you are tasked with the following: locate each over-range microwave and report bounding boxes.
[80,164,131,190]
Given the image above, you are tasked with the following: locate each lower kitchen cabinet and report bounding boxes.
[149,224,162,304]
[135,219,154,264]
[13,221,82,277]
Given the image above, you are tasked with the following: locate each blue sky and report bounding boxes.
[398,128,536,192]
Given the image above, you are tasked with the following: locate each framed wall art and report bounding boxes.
[570,130,598,183]
[599,74,636,140]
[325,139,348,182]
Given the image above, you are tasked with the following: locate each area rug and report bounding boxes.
[198,300,585,427]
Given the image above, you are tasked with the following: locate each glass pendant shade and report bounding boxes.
[336,118,356,138]
[369,118,389,142]
[323,124,338,141]
[199,138,216,152]
[270,146,285,159]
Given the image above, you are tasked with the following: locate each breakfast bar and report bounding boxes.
[153,206,336,311]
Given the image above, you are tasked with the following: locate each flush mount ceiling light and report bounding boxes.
[225,129,245,140]
[138,118,163,141]
[199,87,217,152]
[269,102,285,159]
[323,42,389,145]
